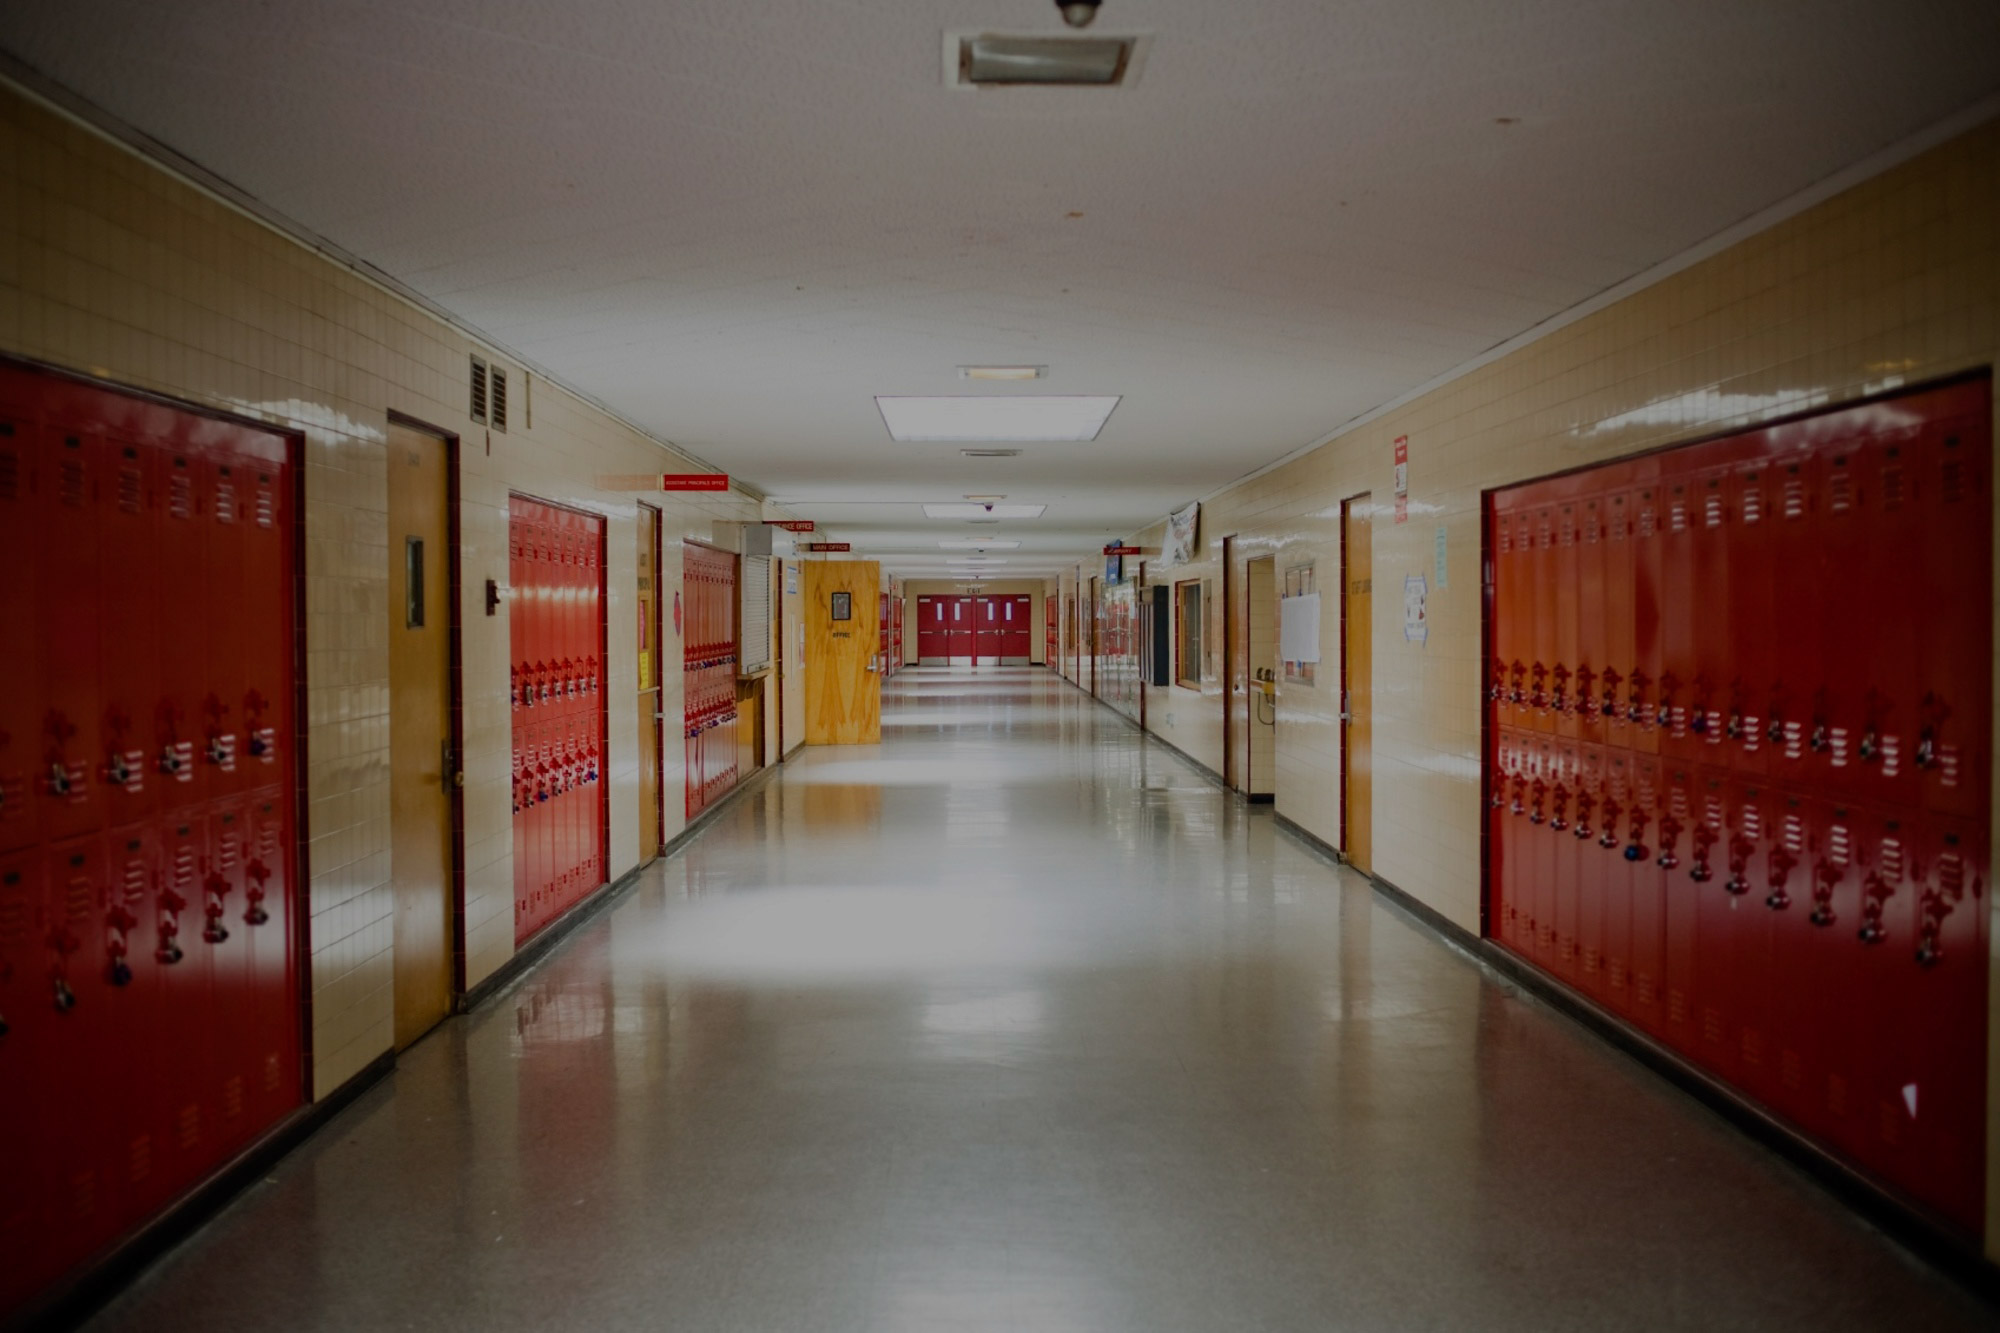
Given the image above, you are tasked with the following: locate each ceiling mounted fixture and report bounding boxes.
[940,539,1022,549]
[963,494,1006,502]
[961,449,1021,459]
[947,33,1144,89]
[959,366,1046,381]
[878,396,1120,442]
[1057,0,1102,28]
[923,503,1047,519]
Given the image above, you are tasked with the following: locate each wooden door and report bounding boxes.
[804,560,882,743]
[387,422,455,1049]
[636,503,661,862]
[1222,535,1237,789]
[1342,496,1373,872]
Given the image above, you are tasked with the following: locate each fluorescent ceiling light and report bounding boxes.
[959,366,1046,381]
[957,34,1134,86]
[939,539,1022,549]
[923,503,1046,519]
[877,396,1119,442]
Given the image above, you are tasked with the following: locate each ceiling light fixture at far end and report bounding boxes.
[959,365,1046,381]
[962,448,1022,458]
[940,539,1022,549]
[1058,0,1102,27]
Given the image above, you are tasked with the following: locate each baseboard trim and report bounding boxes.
[457,761,782,1015]
[11,1048,397,1333]
[1267,809,1998,1303]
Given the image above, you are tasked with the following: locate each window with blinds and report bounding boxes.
[738,554,772,673]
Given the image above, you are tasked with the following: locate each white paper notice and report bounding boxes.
[1280,592,1321,663]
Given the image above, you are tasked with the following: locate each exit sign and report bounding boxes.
[805,542,851,552]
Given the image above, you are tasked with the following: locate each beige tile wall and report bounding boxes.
[0,83,776,1097]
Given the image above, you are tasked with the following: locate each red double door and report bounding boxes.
[916,595,1032,663]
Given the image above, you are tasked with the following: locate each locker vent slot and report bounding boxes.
[1941,457,1966,502]
[1782,476,1805,519]
[0,896,28,945]
[62,875,91,919]
[1702,491,1723,527]
[128,1134,152,1183]
[169,466,194,519]
[1828,823,1851,866]
[1739,485,1761,524]
[59,455,86,506]
[470,355,489,425]
[1879,465,1903,510]
[117,462,143,514]
[1667,498,1686,532]
[215,477,237,524]
[255,482,276,528]
[0,444,17,500]
[1828,466,1852,514]
[490,368,508,433]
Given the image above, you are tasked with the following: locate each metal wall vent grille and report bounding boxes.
[490,367,508,433]
[469,355,489,425]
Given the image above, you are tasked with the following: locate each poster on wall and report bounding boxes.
[1281,562,1317,686]
[1403,573,1428,644]
[1164,501,1200,566]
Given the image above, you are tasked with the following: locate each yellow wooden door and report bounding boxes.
[636,504,661,862]
[388,422,454,1049]
[1342,496,1373,873]
[803,560,882,744]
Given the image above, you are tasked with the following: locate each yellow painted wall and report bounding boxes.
[0,81,788,1096]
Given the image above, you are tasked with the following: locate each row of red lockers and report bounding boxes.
[915,595,1033,659]
[509,498,607,944]
[684,541,739,820]
[0,365,302,1314]
[1487,377,1991,1233]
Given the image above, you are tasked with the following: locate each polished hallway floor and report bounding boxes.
[85,669,1989,1332]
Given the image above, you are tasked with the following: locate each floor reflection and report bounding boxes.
[81,667,1988,1332]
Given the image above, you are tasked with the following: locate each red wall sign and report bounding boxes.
[805,542,852,552]
[765,519,815,532]
[660,473,729,491]
[1103,545,1141,556]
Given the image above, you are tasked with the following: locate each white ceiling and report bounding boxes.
[4,0,1997,578]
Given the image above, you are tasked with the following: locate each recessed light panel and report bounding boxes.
[877,396,1119,442]
[958,34,1133,86]
[939,539,1022,549]
[923,503,1047,519]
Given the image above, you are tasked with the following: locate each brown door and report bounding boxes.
[1342,496,1373,872]
[388,422,455,1049]
[803,560,882,744]
[636,503,662,862]
[1247,555,1276,797]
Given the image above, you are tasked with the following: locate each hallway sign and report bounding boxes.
[806,542,851,552]
[766,519,815,532]
[662,473,730,491]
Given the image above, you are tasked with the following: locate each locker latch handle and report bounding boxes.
[1572,791,1595,841]
[157,885,188,964]
[1764,848,1797,911]
[1655,816,1681,869]
[245,860,272,926]
[1808,861,1840,926]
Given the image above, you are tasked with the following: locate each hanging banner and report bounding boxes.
[1403,573,1428,644]
[1393,436,1409,524]
[1163,501,1200,566]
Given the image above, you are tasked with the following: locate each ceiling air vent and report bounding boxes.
[490,367,509,433]
[947,32,1146,89]
[469,355,488,425]
[961,448,1022,458]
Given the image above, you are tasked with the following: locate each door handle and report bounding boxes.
[441,738,464,788]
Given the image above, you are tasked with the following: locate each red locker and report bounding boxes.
[0,364,301,1316]
[1487,376,1992,1234]
[512,498,608,942]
